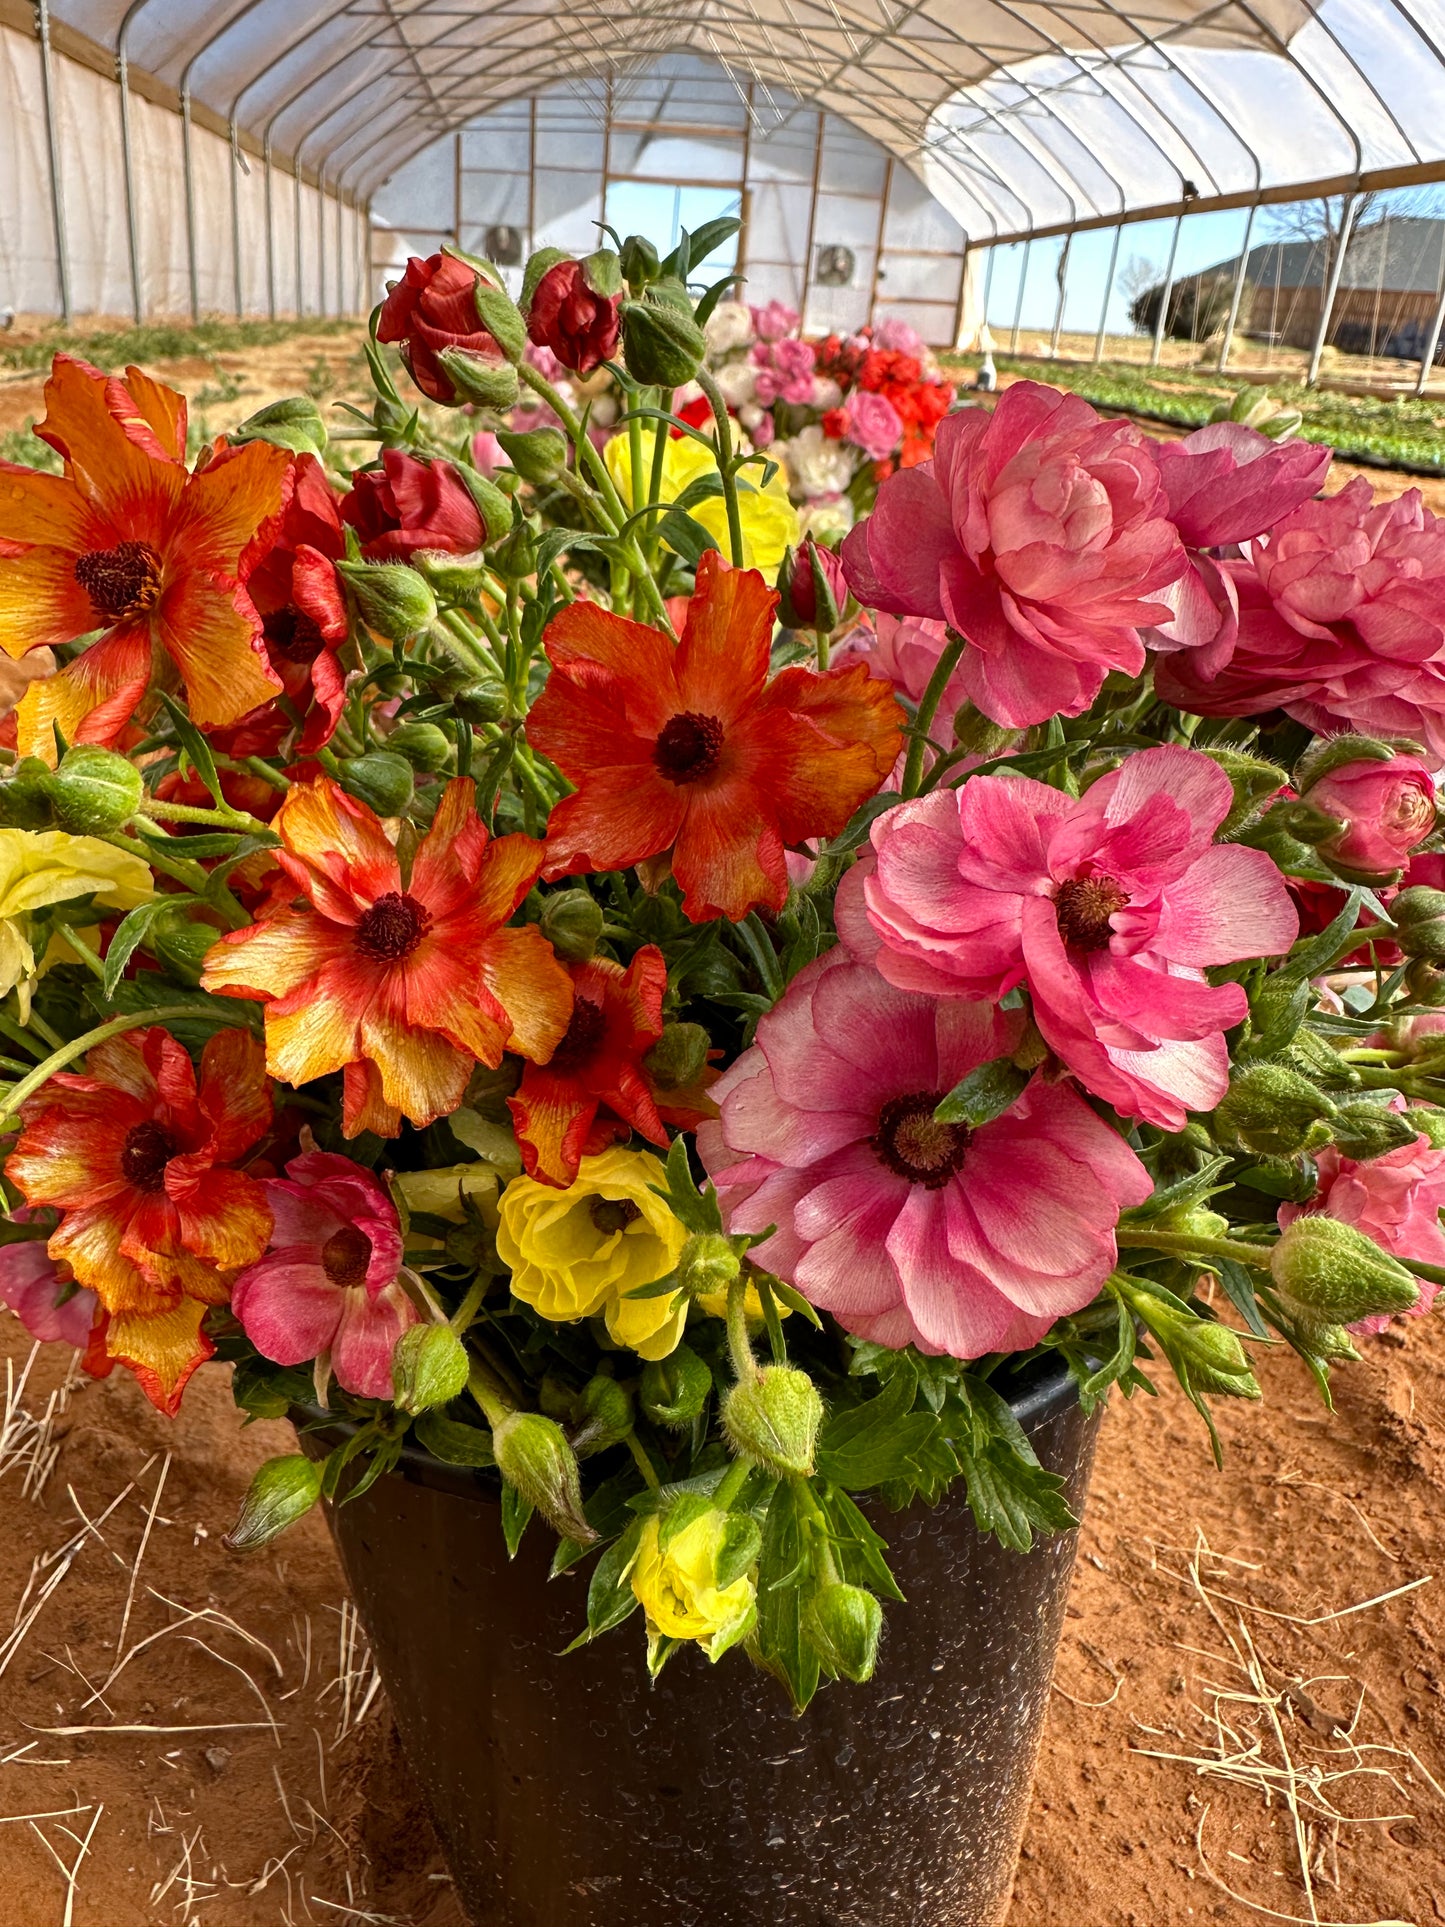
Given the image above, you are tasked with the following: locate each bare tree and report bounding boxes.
[1119,254,1161,328]
[1263,186,1445,293]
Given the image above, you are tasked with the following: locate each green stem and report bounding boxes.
[240,756,291,793]
[449,1278,489,1333]
[134,799,268,834]
[713,1457,751,1511]
[0,1013,48,1059]
[790,1473,840,1585]
[900,633,967,800]
[626,1432,662,1492]
[725,1274,757,1383]
[694,366,745,567]
[0,1005,229,1127]
[466,1358,516,1430]
[51,924,106,982]
[1115,1227,1274,1270]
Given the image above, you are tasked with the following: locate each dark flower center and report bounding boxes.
[120,1120,178,1192]
[322,1225,372,1288]
[653,711,725,785]
[871,1092,971,1190]
[263,604,327,664]
[355,891,431,962]
[590,1197,641,1235]
[1054,874,1129,951]
[550,996,607,1074]
[74,540,163,621]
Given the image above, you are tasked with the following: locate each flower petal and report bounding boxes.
[106,1296,213,1416]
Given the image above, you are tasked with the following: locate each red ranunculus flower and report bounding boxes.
[527,259,622,377]
[526,552,904,922]
[377,253,506,404]
[238,451,350,752]
[342,449,484,561]
[508,944,716,1186]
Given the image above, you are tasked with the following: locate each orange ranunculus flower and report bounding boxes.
[202,775,573,1138]
[508,944,716,1187]
[7,1026,274,1415]
[525,551,905,923]
[0,355,290,762]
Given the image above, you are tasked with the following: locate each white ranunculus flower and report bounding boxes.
[780,423,857,501]
[704,300,756,356]
[714,360,758,409]
[738,402,764,431]
[811,376,843,411]
[798,493,856,541]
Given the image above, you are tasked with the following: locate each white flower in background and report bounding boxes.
[780,423,857,501]
[704,301,756,356]
[811,376,844,411]
[738,402,764,432]
[674,379,704,410]
[714,360,758,409]
[588,391,620,428]
[798,493,856,542]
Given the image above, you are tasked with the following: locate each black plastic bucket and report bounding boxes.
[300,1357,1098,1927]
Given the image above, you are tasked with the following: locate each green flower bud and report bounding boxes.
[1271,1215,1420,1325]
[414,553,489,600]
[572,1375,633,1457]
[337,751,414,818]
[521,246,569,314]
[456,467,513,547]
[1173,1318,1261,1400]
[1198,746,1289,837]
[1214,1064,1336,1158]
[230,394,328,458]
[722,1364,823,1478]
[621,295,706,387]
[643,1022,711,1092]
[434,348,520,409]
[538,889,604,963]
[152,910,224,984]
[386,722,453,773]
[677,1232,740,1300]
[1282,1028,1361,1091]
[950,706,1017,758]
[372,394,419,449]
[805,1582,883,1684]
[0,757,57,829]
[391,1323,470,1415]
[336,560,437,642]
[1390,886,1445,963]
[496,427,569,486]
[491,1410,596,1544]
[618,234,660,292]
[46,745,144,835]
[223,1454,322,1552]
[1405,958,1445,1007]
[473,279,528,364]
[640,1343,713,1429]
[1294,733,1398,790]
[491,519,538,582]
[446,681,505,729]
[1407,1106,1445,1150]
[1330,1102,1423,1162]
[581,247,624,300]
[1233,804,1320,879]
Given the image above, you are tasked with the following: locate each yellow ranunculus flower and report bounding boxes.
[393,1163,505,1234]
[630,1510,757,1659]
[604,424,800,577]
[0,829,152,1018]
[496,1146,688,1360]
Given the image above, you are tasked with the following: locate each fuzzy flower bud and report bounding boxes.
[152,909,223,984]
[643,1023,711,1092]
[1391,887,1445,963]
[0,758,57,829]
[496,427,569,486]
[723,1364,823,1477]
[805,1582,883,1683]
[46,746,144,835]
[452,679,509,726]
[413,552,489,600]
[434,348,521,409]
[1270,1216,1420,1326]
[618,234,661,292]
[223,1454,322,1552]
[678,1232,741,1300]
[1214,1064,1336,1158]
[1330,1103,1424,1162]
[391,1323,470,1415]
[336,559,438,641]
[572,1374,633,1457]
[640,1344,713,1429]
[337,751,414,818]
[491,1410,595,1544]
[621,295,706,387]
[386,722,453,773]
[538,889,604,963]
[1298,747,1436,882]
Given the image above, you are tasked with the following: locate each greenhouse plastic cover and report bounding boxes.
[36,0,1445,243]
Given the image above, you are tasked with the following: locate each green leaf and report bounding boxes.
[101,899,171,1000]
[933,1056,1028,1127]
[816,1369,952,1491]
[1209,1256,1271,1340]
[158,693,224,807]
[231,1358,315,1422]
[414,1409,496,1468]
[552,1468,644,1576]
[88,979,258,1048]
[663,216,741,278]
[534,528,605,579]
[951,1377,1078,1554]
[648,1133,721,1234]
[693,270,744,327]
[767,1276,823,1329]
[573,1518,643,1646]
[817,1486,905,1604]
[755,1480,820,1713]
[501,1485,533,1559]
[657,507,719,566]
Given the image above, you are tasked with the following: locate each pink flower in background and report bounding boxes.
[523,339,568,383]
[752,338,816,406]
[751,300,800,343]
[0,1238,98,1349]
[749,411,776,451]
[470,430,506,479]
[231,1152,417,1400]
[1155,480,1445,759]
[872,317,928,357]
[841,389,903,462]
[696,952,1150,1358]
[846,744,1298,1130]
[841,383,1186,728]
[1279,1129,1445,1333]
[1302,751,1436,876]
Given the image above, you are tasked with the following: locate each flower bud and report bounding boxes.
[386,722,453,773]
[414,552,490,600]
[618,234,661,293]
[1271,1215,1420,1325]
[337,750,414,818]
[223,1453,322,1552]
[950,706,1016,758]
[571,1374,633,1457]
[521,247,570,313]
[1214,1064,1336,1158]
[777,539,846,632]
[538,889,604,963]
[491,1410,596,1544]
[45,746,144,835]
[1173,1317,1260,1399]
[152,909,223,984]
[452,679,509,726]
[473,279,528,364]
[1405,958,1445,1007]
[496,427,569,486]
[434,348,520,409]
[677,1232,740,1300]
[490,520,538,582]
[0,758,57,829]
[1391,886,1445,962]
[231,394,328,457]
[1199,746,1288,837]
[621,295,706,387]
[643,1022,711,1092]
[1408,1106,1445,1150]
[1330,1103,1423,1162]
[722,1364,823,1477]
[336,560,438,641]
[805,1582,883,1684]
[640,1343,713,1428]
[456,467,514,547]
[391,1322,470,1415]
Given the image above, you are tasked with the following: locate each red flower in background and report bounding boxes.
[527,259,622,377]
[342,450,484,561]
[527,552,904,922]
[509,945,716,1187]
[377,253,505,405]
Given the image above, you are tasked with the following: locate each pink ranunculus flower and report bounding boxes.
[845,744,1299,1130]
[1302,750,1436,876]
[696,952,1151,1357]
[0,1238,99,1349]
[872,316,928,357]
[470,430,507,479]
[840,383,1187,729]
[752,337,816,407]
[1155,480,1445,760]
[842,389,904,462]
[751,300,800,343]
[231,1151,418,1400]
[1278,1127,1445,1334]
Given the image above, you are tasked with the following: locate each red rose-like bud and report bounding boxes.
[1301,752,1437,880]
[341,449,485,561]
[778,537,847,631]
[377,253,506,404]
[526,258,622,376]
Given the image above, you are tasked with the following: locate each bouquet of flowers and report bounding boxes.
[1,221,1444,1715]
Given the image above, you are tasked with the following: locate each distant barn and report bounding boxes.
[1210,217,1445,359]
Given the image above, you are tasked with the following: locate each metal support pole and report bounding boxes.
[181,86,200,322]
[1049,231,1072,355]
[1415,231,1445,395]
[294,166,304,318]
[1093,226,1121,365]
[867,156,895,331]
[799,109,824,331]
[1307,192,1360,385]
[337,190,346,315]
[116,45,143,322]
[1149,212,1184,367]
[317,168,328,319]
[1009,240,1030,352]
[229,119,244,319]
[264,139,277,321]
[35,0,71,323]
[1218,202,1256,374]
